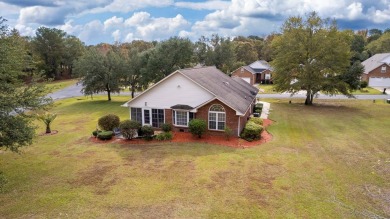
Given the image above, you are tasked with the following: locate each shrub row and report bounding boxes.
[240,118,264,142]
[97,131,114,140]
[156,132,173,141]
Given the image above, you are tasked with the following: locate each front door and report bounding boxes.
[143,109,151,126]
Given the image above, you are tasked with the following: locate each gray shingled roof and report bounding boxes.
[179,66,259,115]
[362,53,390,74]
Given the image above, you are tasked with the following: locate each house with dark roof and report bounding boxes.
[361,53,390,87]
[122,66,259,136]
[231,60,273,85]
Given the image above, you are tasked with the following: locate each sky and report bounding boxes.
[1,0,390,45]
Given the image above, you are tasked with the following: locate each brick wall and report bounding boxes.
[362,64,390,81]
[231,67,254,85]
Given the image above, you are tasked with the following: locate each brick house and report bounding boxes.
[122,66,259,136]
[231,60,273,85]
[361,53,390,87]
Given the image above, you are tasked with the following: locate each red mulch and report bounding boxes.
[90,119,274,149]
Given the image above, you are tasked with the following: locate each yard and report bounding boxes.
[0,97,389,218]
[258,84,383,95]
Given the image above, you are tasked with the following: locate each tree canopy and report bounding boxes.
[271,12,359,105]
[0,17,51,152]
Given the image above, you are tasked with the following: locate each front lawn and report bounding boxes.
[0,97,389,218]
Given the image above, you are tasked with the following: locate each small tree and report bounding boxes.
[189,119,207,138]
[119,120,141,140]
[37,112,57,133]
[98,114,120,131]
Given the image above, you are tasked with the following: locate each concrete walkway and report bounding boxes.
[257,101,270,119]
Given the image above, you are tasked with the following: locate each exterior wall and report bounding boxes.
[231,67,255,85]
[238,98,256,136]
[363,64,390,81]
[128,72,214,109]
[196,99,240,136]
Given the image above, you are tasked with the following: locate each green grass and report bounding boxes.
[258,84,278,94]
[44,79,78,93]
[259,85,384,95]
[1,97,389,218]
[352,87,383,95]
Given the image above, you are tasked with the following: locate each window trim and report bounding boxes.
[208,104,226,131]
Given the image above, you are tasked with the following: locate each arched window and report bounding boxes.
[208,104,225,131]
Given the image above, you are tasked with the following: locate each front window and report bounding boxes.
[381,66,387,73]
[131,108,142,124]
[152,109,164,128]
[208,104,225,131]
[173,111,194,127]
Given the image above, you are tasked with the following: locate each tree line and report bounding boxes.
[2,12,390,151]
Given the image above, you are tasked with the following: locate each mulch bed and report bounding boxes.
[90,119,274,149]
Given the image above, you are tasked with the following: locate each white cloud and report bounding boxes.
[14,24,35,36]
[90,0,173,13]
[124,12,151,27]
[346,2,364,20]
[174,1,230,10]
[18,6,70,25]
[78,20,104,44]
[112,29,121,42]
[104,16,123,30]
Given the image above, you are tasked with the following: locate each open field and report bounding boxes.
[0,97,389,218]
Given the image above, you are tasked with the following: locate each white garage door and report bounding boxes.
[368,77,390,87]
[241,77,251,84]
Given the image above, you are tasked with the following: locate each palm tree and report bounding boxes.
[37,112,57,133]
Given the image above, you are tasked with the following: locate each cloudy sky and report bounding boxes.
[1,0,390,45]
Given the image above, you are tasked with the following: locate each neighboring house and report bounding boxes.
[361,53,390,87]
[231,60,273,85]
[122,66,259,136]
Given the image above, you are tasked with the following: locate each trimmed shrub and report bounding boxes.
[92,130,102,137]
[156,132,173,141]
[97,131,114,140]
[224,127,234,140]
[98,114,120,131]
[189,119,207,138]
[249,117,263,126]
[119,120,141,140]
[360,80,368,89]
[240,121,263,142]
[161,123,172,132]
[140,125,154,140]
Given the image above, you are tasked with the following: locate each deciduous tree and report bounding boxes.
[272,12,356,105]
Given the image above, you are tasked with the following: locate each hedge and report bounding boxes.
[97,131,114,140]
[240,121,263,142]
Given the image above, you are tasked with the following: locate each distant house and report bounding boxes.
[122,66,258,137]
[231,60,273,85]
[361,53,390,87]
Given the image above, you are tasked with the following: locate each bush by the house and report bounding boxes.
[97,131,114,140]
[119,120,141,140]
[92,130,102,137]
[240,121,263,142]
[360,80,368,89]
[189,119,207,138]
[156,132,173,141]
[140,125,154,140]
[161,123,172,132]
[253,103,263,114]
[249,117,263,126]
[224,127,233,140]
[98,114,120,131]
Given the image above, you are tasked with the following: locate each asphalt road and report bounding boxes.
[48,83,389,101]
[257,93,389,100]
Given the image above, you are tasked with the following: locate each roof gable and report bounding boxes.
[179,66,258,114]
[249,60,273,72]
[362,53,390,74]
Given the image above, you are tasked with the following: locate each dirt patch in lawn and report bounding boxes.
[39,130,59,136]
[90,119,273,148]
